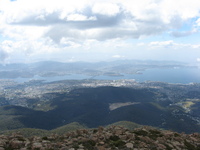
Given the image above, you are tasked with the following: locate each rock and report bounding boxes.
[60,147,69,150]
[0,141,5,147]
[32,142,43,149]
[157,144,166,149]
[115,130,123,135]
[126,142,133,148]
[25,141,31,147]
[66,140,73,145]
[99,141,105,145]
[98,126,104,133]
[172,141,181,147]
[9,140,24,149]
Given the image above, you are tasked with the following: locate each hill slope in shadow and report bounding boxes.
[0,86,200,133]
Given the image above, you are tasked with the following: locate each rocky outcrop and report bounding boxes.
[0,126,200,149]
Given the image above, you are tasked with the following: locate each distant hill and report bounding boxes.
[0,122,86,137]
[51,122,87,135]
[0,60,187,79]
[0,121,141,138]
[108,121,142,130]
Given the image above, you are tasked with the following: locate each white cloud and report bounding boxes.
[60,37,81,48]
[137,43,145,46]
[92,2,120,16]
[1,0,200,41]
[148,40,200,50]
[149,40,175,49]
[66,14,96,21]
[0,0,200,63]
[191,44,200,49]
[0,48,8,62]
[112,55,125,58]
[196,18,200,26]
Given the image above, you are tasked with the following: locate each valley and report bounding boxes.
[0,78,200,133]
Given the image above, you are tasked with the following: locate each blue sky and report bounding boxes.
[0,0,200,64]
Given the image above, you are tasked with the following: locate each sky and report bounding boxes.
[0,0,200,64]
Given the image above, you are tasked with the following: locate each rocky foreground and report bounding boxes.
[0,126,200,150]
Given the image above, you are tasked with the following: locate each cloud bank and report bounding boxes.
[0,0,200,63]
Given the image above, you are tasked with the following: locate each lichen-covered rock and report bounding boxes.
[0,126,200,149]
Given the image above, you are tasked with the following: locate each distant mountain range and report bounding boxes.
[0,60,188,79]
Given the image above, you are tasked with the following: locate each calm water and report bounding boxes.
[128,68,200,84]
[14,67,200,84]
